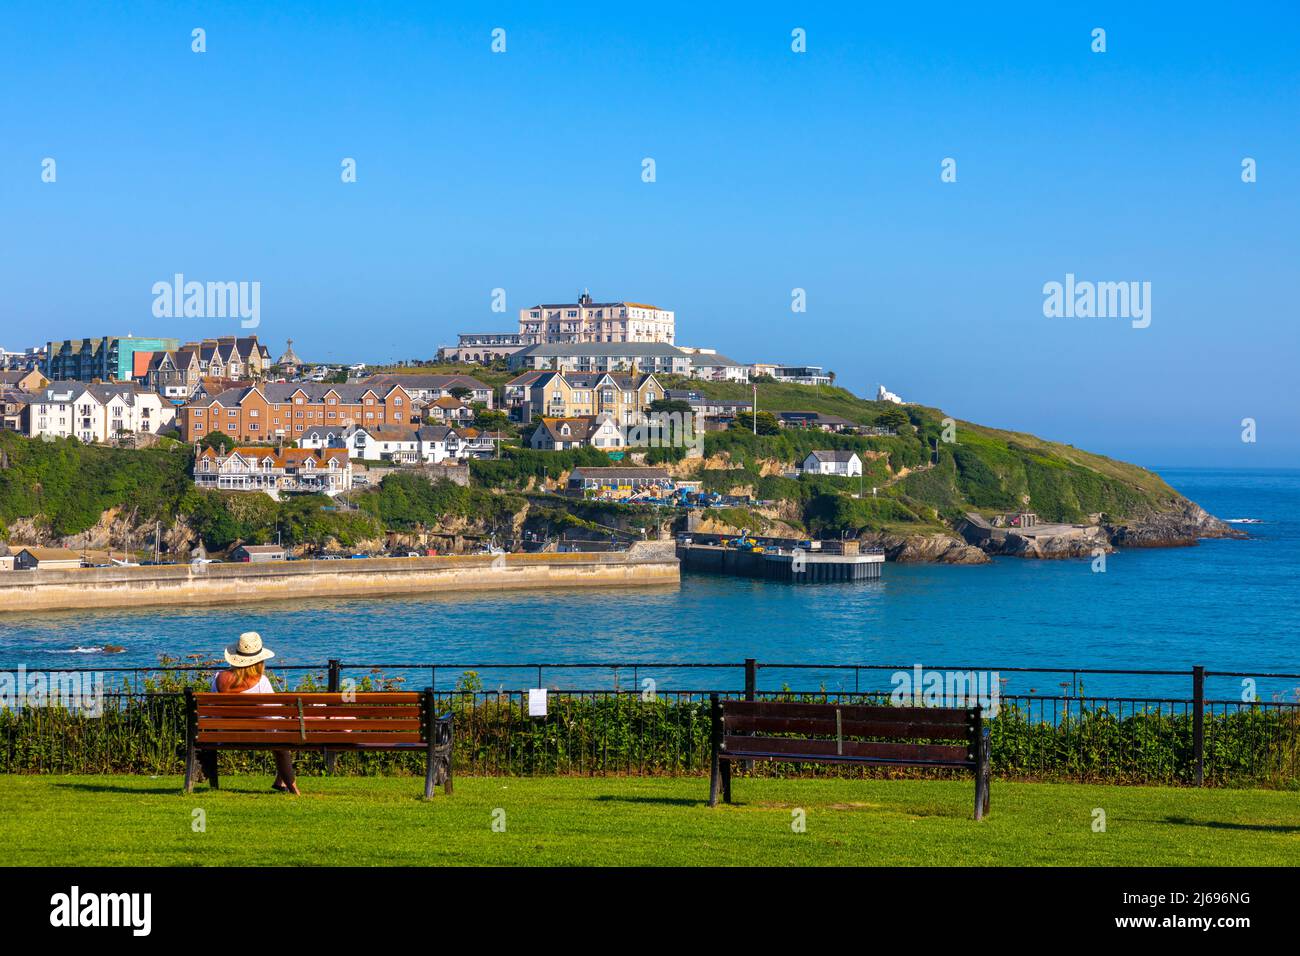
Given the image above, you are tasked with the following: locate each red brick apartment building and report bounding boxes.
[178,382,414,443]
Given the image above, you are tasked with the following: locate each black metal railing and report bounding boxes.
[1,659,1297,784]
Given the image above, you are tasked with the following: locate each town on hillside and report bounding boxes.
[0,293,920,567]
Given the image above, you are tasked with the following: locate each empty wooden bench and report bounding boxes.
[184,688,453,798]
[709,696,991,819]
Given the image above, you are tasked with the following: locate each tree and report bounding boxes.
[648,398,693,416]
[199,430,235,454]
[474,409,510,432]
[731,410,781,435]
[874,407,909,430]
[449,386,473,401]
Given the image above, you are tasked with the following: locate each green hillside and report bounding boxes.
[0,371,1206,550]
[665,379,1193,537]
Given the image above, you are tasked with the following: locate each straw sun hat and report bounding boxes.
[224,631,276,667]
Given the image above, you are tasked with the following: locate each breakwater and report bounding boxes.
[0,542,679,612]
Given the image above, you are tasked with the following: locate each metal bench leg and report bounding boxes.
[721,759,733,805]
[442,727,453,796]
[708,753,721,807]
[981,728,992,818]
[183,687,196,794]
[974,726,991,820]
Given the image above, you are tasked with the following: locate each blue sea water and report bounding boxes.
[1,468,1296,700]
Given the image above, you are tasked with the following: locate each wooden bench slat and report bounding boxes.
[196,731,424,744]
[721,735,972,764]
[196,705,421,718]
[195,692,420,705]
[721,714,972,740]
[197,719,422,732]
[722,700,974,726]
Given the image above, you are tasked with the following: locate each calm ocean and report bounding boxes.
[2,468,1297,700]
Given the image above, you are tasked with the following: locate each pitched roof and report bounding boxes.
[430,396,469,409]
[808,450,860,462]
[415,425,457,441]
[185,381,408,407]
[16,547,81,560]
[505,370,549,388]
[199,445,349,469]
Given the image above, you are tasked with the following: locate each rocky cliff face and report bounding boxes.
[859,531,990,564]
[1106,499,1245,548]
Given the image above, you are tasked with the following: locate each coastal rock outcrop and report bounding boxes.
[1106,500,1245,548]
[859,532,990,564]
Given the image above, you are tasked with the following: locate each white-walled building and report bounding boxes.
[300,423,465,464]
[519,292,675,345]
[27,382,175,443]
[194,445,352,495]
[802,450,863,477]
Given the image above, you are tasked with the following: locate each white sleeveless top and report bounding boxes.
[210,674,276,694]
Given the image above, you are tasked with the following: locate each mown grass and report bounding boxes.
[3,775,1296,866]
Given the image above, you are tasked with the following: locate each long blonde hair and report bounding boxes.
[225,661,265,691]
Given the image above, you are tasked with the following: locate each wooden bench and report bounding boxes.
[708,696,991,819]
[183,688,453,798]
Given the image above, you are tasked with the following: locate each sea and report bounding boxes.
[1,468,1296,701]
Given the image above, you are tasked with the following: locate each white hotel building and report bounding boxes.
[519,292,675,345]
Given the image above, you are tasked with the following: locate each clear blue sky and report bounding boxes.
[3,2,1297,466]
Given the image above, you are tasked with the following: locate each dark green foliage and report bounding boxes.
[0,431,196,537]
[5,682,1295,786]
[198,430,235,453]
[469,446,612,488]
[368,471,524,530]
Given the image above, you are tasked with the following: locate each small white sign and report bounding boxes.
[527,688,548,717]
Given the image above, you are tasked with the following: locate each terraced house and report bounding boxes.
[515,370,663,425]
[194,445,352,495]
[181,336,272,380]
[178,382,414,443]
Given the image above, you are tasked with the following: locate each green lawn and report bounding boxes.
[2,775,1296,866]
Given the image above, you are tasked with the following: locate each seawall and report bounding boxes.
[0,542,679,613]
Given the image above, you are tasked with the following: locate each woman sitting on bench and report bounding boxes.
[202,631,300,795]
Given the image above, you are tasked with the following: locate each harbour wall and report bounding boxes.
[0,542,679,613]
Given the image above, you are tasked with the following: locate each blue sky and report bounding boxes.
[2,2,1297,466]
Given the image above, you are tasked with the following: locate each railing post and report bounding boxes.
[744,658,757,701]
[325,659,340,775]
[1192,665,1205,786]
